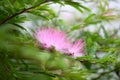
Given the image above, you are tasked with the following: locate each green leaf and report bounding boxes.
[6,0,15,13]
[83,14,102,25]
[70,24,84,31]
[65,1,90,13]
[89,42,99,57]
[102,50,114,58]
[16,72,52,80]
[65,1,83,12]
[52,0,64,5]
[79,4,91,11]
[11,23,26,30]
[29,12,49,20]
[83,13,96,22]
[46,56,69,70]
[101,25,109,38]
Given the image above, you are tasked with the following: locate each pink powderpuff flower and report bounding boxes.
[34,28,71,54]
[68,39,85,58]
[34,28,85,58]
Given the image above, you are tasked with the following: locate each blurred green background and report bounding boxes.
[0,0,120,80]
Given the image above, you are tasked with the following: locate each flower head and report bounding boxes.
[69,39,85,58]
[34,28,85,58]
[34,28,71,53]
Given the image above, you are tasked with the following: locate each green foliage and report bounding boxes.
[65,1,90,13]
[0,0,120,80]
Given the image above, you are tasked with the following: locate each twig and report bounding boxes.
[0,0,50,26]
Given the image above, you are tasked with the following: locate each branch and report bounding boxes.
[0,0,50,26]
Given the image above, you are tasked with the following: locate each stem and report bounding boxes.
[0,0,50,26]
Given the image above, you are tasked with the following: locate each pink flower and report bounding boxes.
[34,28,85,58]
[68,39,85,58]
[34,28,71,53]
